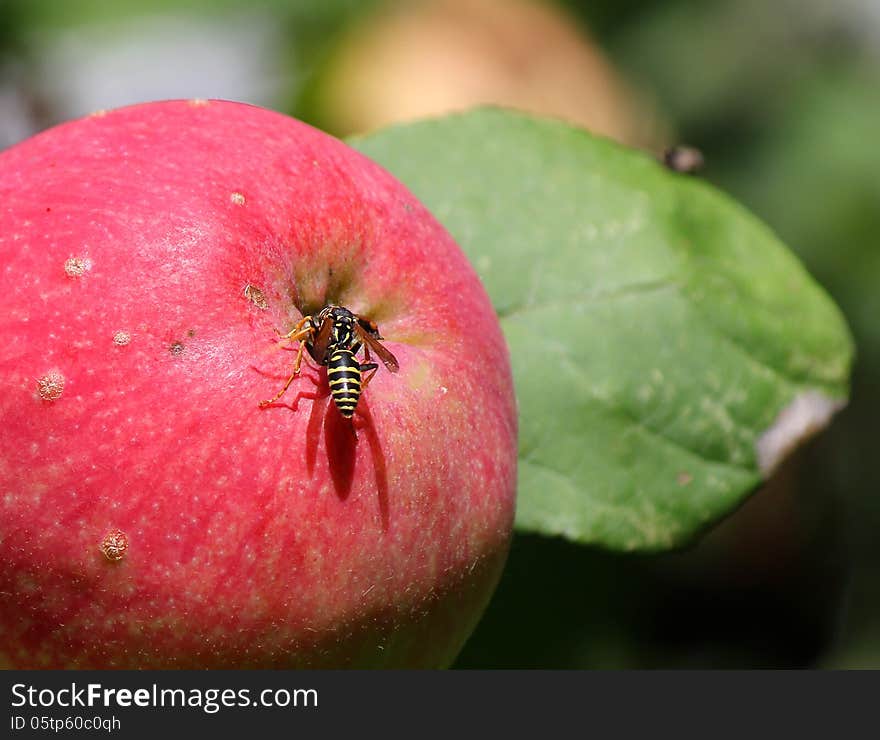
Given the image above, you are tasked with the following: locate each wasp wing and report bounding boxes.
[355,322,399,373]
[308,313,335,365]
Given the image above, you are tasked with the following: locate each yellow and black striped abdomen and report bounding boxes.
[327,348,362,418]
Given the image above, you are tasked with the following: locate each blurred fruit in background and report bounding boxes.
[301,0,668,148]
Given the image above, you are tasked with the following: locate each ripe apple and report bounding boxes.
[0,100,517,668]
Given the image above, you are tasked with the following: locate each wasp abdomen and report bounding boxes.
[327,348,362,418]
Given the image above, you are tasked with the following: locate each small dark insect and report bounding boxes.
[662,145,705,175]
[261,305,399,418]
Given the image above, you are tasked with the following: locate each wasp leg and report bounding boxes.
[260,369,298,407]
[277,315,314,344]
[287,389,322,412]
[260,317,315,407]
[261,339,317,406]
[359,362,379,389]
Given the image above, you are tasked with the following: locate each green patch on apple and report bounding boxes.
[352,108,854,551]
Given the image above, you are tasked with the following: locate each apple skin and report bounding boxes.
[0,100,517,668]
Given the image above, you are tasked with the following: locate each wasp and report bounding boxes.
[260,305,399,418]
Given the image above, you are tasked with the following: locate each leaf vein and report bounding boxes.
[497,277,680,320]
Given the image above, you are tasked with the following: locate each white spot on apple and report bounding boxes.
[99,528,129,562]
[37,369,65,401]
[63,256,91,277]
[243,284,268,309]
[112,330,131,346]
[188,98,210,107]
[755,391,846,477]
[230,192,246,206]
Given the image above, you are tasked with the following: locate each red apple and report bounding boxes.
[0,100,517,668]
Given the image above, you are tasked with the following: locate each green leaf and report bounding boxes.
[351,108,854,551]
